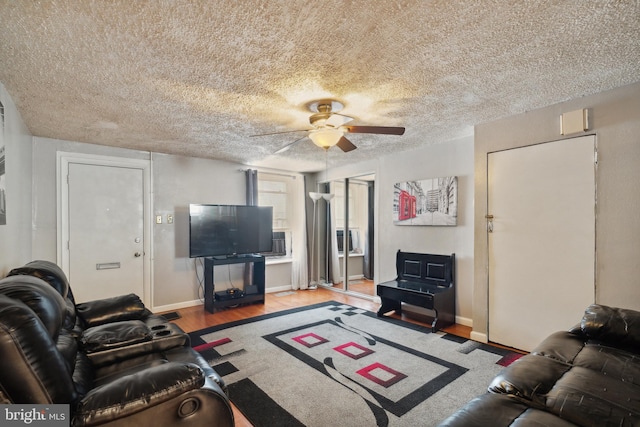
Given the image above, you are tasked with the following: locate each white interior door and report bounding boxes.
[488,135,595,352]
[59,154,150,304]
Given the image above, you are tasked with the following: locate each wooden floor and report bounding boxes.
[328,278,376,296]
[169,286,471,338]
[165,287,472,427]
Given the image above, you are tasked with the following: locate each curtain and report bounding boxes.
[329,185,340,285]
[290,175,309,290]
[246,169,309,291]
[244,169,258,287]
[246,169,258,205]
[364,181,375,279]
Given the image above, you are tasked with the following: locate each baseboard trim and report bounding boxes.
[470,331,488,343]
[455,315,472,328]
[152,286,295,312]
[153,299,202,313]
[266,285,294,293]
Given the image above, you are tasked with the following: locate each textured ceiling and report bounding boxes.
[1,1,639,172]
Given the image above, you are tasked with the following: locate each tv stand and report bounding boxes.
[203,254,265,313]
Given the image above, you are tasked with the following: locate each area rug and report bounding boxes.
[189,301,522,427]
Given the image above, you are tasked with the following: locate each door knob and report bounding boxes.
[134,252,142,257]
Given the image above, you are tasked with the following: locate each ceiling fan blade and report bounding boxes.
[251,129,310,137]
[344,125,405,135]
[336,136,357,153]
[326,113,354,128]
[273,135,308,154]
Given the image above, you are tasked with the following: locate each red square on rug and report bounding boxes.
[357,362,407,388]
[193,337,232,352]
[292,332,329,348]
[333,342,375,360]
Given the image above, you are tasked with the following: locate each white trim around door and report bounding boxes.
[56,152,152,307]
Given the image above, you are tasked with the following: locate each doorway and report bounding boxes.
[487,135,596,351]
[57,153,152,305]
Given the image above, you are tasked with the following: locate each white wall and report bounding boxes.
[325,136,475,325]
[30,143,293,310]
[150,153,246,308]
[0,83,32,275]
[473,82,640,340]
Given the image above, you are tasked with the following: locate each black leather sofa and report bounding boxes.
[0,265,234,426]
[7,261,222,373]
[439,304,640,427]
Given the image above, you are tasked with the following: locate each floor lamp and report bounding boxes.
[308,192,322,289]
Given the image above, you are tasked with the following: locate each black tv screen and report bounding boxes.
[189,204,273,258]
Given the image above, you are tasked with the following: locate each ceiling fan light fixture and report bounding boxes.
[309,128,343,149]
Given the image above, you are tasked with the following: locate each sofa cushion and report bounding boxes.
[0,276,67,339]
[545,366,640,427]
[0,296,78,404]
[438,393,579,427]
[573,342,640,386]
[581,304,640,351]
[489,354,571,404]
[531,331,586,364]
[8,260,78,330]
[9,260,71,300]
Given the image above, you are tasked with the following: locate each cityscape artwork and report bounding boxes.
[393,176,457,226]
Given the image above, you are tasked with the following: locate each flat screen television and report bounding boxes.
[189,204,273,258]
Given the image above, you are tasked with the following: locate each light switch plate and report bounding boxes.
[156,215,162,224]
[167,214,174,224]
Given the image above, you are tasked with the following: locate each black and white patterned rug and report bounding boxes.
[189,301,522,427]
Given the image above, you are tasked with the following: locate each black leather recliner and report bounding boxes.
[7,261,227,393]
[8,260,166,333]
[0,274,234,426]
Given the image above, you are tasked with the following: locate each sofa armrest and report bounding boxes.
[74,362,205,425]
[76,294,147,327]
[84,323,190,367]
[79,320,151,353]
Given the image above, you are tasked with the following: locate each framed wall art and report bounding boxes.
[0,101,5,225]
[393,176,457,226]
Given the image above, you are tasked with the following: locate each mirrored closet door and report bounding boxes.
[314,174,375,296]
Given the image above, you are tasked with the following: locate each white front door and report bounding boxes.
[59,154,150,304]
[487,135,596,352]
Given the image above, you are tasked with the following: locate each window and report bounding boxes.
[258,173,293,257]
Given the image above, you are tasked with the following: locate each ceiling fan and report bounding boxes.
[251,99,405,154]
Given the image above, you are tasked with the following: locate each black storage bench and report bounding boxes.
[377,250,455,332]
